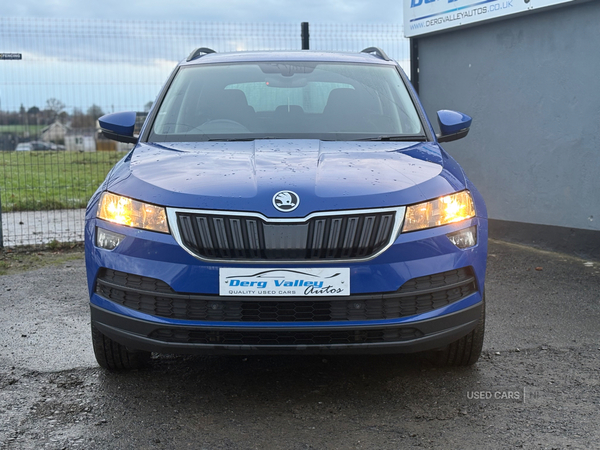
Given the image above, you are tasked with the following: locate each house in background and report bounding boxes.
[40,121,68,145]
[65,127,96,152]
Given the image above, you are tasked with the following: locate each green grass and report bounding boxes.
[0,124,46,135]
[0,151,126,212]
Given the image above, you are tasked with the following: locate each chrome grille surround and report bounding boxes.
[167,206,405,263]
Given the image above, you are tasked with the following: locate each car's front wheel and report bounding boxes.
[428,294,486,367]
[91,324,151,371]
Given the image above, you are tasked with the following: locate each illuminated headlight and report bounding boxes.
[402,191,476,232]
[96,192,169,233]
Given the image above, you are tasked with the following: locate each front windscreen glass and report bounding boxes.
[149,62,424,142]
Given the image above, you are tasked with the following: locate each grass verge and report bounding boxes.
[0,242,84,275]
[0,150,126,212]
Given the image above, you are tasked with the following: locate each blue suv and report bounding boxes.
[87,47,487,370]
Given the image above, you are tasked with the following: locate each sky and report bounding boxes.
[1,1,409,116]
[3,0,404,24]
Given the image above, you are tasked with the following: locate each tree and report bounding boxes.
[87,104,104,120]
[27,106,40,115]
[58,111,69,124]
[45,98,66,121]
[71,107,94,128]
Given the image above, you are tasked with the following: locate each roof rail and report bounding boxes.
[186,47,216,62]
[360,47,391,61]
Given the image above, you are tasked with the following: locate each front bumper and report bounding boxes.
[91,300,483,355]
[86,214,487,355]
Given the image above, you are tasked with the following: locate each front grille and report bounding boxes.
[174,209,397,261]
[95,267,477,322]
[149,327,424,346]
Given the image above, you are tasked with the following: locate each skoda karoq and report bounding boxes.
[86,47,487,370]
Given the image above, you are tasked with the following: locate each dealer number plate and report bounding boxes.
[219,268,350,297]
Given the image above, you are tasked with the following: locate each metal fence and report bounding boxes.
[0,18,410,247]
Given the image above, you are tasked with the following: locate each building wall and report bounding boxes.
[416,1,600,233]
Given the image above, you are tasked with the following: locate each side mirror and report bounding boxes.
[98,111,138,144]
[436,110,472,143]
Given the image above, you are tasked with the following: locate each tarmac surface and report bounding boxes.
[0,239,599,449]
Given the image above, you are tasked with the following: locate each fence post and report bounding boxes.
[0,193,3,248]
[301,22,310,50]
[410,38,419,94]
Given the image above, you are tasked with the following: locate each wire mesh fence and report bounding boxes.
[0,18,410,247]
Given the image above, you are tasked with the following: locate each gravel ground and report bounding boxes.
[1,240,599,449]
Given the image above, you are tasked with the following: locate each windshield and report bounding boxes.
[148,62,425,142]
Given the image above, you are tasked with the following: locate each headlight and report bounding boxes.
[402,191,475,232]
[96,192,169,233]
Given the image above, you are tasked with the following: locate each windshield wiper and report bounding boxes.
[354,135,427,142]
[207,137,256,142]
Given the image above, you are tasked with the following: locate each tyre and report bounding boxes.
[91,324,151,371]
[428,294,485,367]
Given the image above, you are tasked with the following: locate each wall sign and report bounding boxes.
[404,0,577,37]
[0,53,22,60]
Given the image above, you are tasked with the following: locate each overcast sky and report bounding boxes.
[1,1,408,114]
[4,0,404,23]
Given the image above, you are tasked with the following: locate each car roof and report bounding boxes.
[180,50,398,67]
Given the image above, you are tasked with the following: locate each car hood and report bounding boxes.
[106,140,466,216]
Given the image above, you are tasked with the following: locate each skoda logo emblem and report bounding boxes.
[273,190,300,212]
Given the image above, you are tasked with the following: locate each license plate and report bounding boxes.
[219,268,350,297]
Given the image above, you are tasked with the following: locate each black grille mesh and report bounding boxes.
[176,210,396,261]
[148,327,423,346]
[95,267,477,323]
